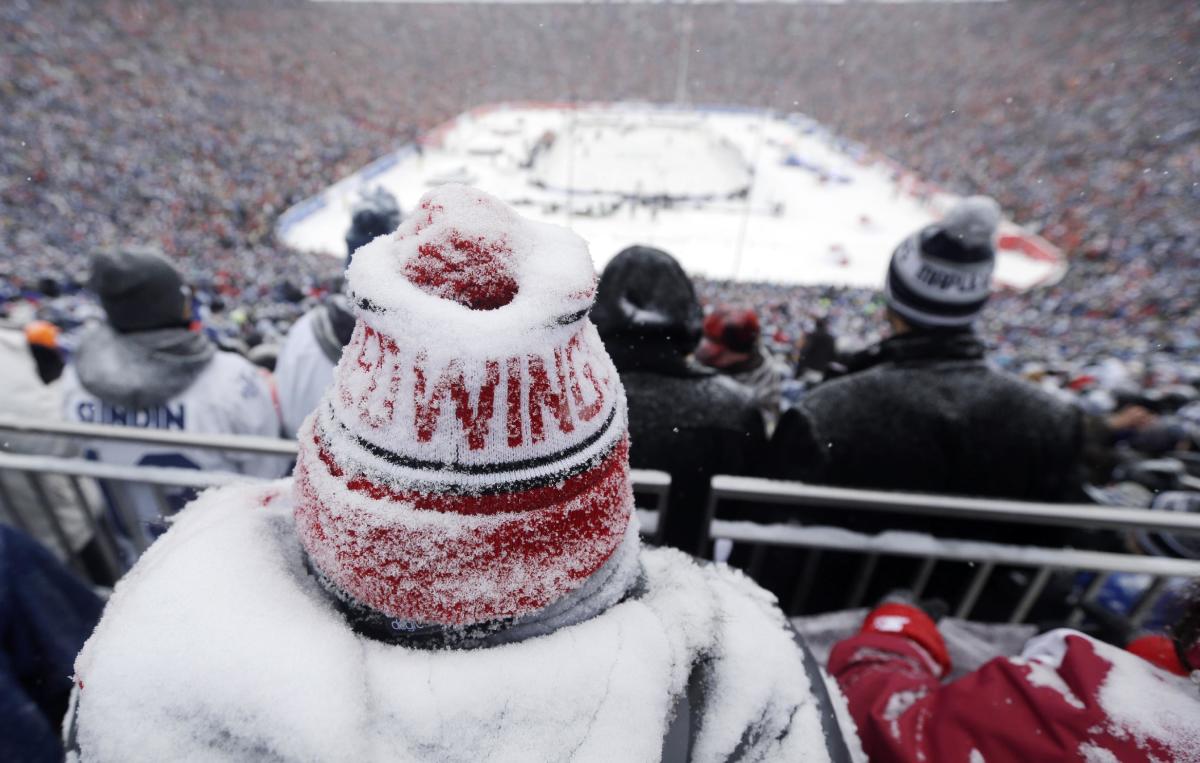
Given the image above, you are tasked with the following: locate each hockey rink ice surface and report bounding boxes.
[278,103,1062,290]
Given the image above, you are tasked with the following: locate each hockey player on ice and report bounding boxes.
[60,247,288,550]
[71,186,862,762]
[275,188,401,436]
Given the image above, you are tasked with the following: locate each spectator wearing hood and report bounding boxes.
[69,187,859,763]
[770,198,1087,502]
[828,585,1200,762]
[275,188,400,437]
[695,305,790,433]
[60,247,288,552]
[592,246,768,555]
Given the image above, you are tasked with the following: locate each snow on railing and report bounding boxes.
[705,476,1200,627]
[0,417,671,581]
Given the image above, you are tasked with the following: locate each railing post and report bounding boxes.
[1009,566,1054,624]
[24,472,89,577]
[955,561,995,620]
[66,475,125,582]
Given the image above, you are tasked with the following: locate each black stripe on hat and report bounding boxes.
[887,261,989,320]
[317,414,622,497]
[354,294,589,328]
[920,228,994,265]
[331,400,618,473]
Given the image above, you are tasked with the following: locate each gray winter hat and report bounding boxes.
[884,197,1001,329]
[89,247,190,333]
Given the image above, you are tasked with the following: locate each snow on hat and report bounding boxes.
[696,305,760,369]
[89,246,190,333]
[294,184,632,627]
[884,196,1001,329]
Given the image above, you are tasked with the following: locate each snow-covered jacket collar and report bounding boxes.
[849,330,985,373]
[73,323,215,409]
[309,523,644,649]
[73,482,857,762]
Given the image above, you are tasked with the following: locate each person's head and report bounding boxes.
[294,184,635,636]
[695,305,761,371]
[89,247,191,333]
[884,196,1000,333]
[591,245,702,361]
[345,188,402,262]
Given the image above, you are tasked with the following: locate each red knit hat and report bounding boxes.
[695,305,760,370]
[293,185,632,627]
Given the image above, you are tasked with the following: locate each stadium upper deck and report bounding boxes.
[2,0,1196,363]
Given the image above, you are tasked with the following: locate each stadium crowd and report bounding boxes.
[3,0,1199,373]
[3,1,1200,760]
[6,186,1200,762]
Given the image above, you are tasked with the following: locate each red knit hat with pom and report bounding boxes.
[293,185,632,627]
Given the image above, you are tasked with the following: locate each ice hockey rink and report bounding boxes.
[277,103,1063,291]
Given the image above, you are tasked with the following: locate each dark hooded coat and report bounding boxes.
[592,246,767,555]
[771,330,1086,502]
[766,330,1091,618]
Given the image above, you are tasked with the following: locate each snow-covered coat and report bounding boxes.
[592,244,768,555]
[771,330,1086,501]
[829,604,1200,762]
[73,482,863,763]
[619,359,768,554]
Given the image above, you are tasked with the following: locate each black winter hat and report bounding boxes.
[884,197,1001,329]
[90,247,190,333]
[591,245,703,351]
[345,188,402,261]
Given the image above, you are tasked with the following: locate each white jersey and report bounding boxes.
[60,350,289,546]
[275,309,337,437]
[0,327,102,558]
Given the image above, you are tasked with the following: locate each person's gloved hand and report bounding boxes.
[860,598,952,679]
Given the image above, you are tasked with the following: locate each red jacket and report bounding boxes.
[828,604,1200,762]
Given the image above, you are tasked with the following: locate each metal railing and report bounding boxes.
[0,415,297,456]
[705,476,1200,626]
[0,417,671,584]
[4,416,1198,631]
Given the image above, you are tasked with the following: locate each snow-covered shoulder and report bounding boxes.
[73,484,840,762]
[1020,629,1200,760]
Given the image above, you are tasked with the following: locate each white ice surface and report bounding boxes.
[279,104,1061,291]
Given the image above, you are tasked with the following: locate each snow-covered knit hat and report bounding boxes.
[294,185,632,628]
[884,197,1001,329]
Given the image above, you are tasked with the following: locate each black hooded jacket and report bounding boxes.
[771,330,1086,502]
[593,246,767,555]
[764,330,1091,618]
